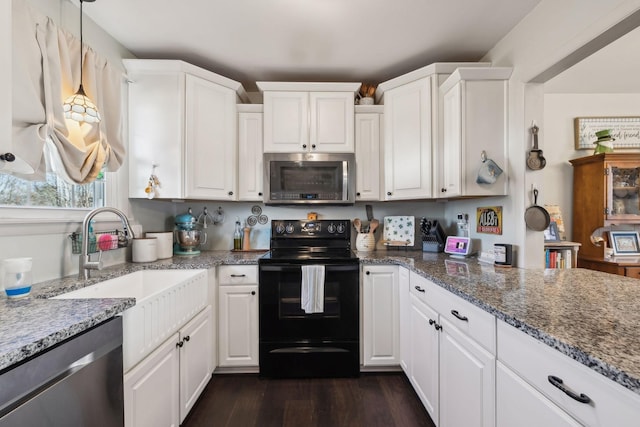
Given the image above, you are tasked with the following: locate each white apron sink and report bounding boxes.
[52,269,208,372]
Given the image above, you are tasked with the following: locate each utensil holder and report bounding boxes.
[356,233,376,252]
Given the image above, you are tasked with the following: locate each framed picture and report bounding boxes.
[609,231,640,256]
[574,117,640,150]
[544,222,561,242]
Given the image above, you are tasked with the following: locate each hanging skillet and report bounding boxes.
[526,124,546,170]
[524,189,551,231]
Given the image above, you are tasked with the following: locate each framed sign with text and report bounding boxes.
[476,206,502,235]
[574,117,640,150]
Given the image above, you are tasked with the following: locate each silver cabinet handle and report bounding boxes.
[414,286,425,293]
[548,375,591,404]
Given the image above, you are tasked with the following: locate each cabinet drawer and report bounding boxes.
[497,320,640,427]
[624,267,640,278]
[218,265,258,284]
[434,285,496,354]
[409,271,443,307]
[409,271,496,354]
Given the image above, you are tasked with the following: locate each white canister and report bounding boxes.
[132,238,158,263]
[145,231,174,259]
[356,233,376,252]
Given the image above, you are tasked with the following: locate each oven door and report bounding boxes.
[258,263,359,342]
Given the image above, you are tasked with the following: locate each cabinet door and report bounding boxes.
[409,294,439,423]
[218,284,259,366]
[263,91,309,152]
[179,306,213,423]
[355,113,382,201]
[607,162,640,221]
[124,332,180,427]
[0,0,11,164]
[439,317,495,427]
[383,78,433,200]
[398,267,411,373]
[185,74,237,199]
[362,265,399,366]
[440,83,462,197]
[238,111,264,201]
[127,71,184,199]
[497,362,581,427]
[309,92,355,152]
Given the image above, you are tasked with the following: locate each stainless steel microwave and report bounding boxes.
[263,152,356,205]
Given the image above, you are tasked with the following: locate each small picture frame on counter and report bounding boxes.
[610,231,640,256]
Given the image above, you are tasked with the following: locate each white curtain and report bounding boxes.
[11,0,125,184]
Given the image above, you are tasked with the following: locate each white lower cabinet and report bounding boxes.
[124,305,213,427]
[218,265,259,367]
[497,361,582,427]
[398,266,411,372]
[497,320,640,427]
[362,265,399,366]
[409,293,439,421]
[439,317,495,427]
[407,271,496,427]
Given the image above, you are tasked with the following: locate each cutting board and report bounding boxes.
[383,216,415,247]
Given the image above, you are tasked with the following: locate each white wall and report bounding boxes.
[543,93,640,241]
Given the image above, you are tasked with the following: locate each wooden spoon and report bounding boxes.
[353,218,362,233]
[369,219,379,234]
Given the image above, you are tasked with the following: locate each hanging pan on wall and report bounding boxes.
[524,189,551,231]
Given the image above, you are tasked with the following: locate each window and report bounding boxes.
[0,172,105,209]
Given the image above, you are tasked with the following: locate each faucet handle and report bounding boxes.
[85,250,104,271]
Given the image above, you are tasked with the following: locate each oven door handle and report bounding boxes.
[259,264,359,273]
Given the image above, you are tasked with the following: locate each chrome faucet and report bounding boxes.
[79,207,135,279]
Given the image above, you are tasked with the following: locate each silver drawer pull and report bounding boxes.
[414,286,425,293]
[230,274,246,278]
[547,375,592,404]
[451,310,469,322]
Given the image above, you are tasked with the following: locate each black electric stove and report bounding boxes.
[258,219,360,378]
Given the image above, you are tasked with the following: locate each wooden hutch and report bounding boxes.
[570,153,640,277]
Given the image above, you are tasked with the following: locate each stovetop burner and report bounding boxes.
[261,219,358,264]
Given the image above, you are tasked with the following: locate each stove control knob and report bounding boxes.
[285,223,295,234]
[327,223,336,234]
[275,223,285,234]
[336,223,346,234]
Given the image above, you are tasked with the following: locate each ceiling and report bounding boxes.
[84,0,541,92]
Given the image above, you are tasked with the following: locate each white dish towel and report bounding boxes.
[301,265,325,314]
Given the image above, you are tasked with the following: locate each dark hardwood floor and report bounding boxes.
[183,373,436,427]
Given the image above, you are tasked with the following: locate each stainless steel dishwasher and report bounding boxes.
[0,317,124,427]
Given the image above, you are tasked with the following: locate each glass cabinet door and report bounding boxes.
[608,164,640,220]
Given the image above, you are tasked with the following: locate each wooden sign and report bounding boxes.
[476,206,502,235]
[574,117,640,150]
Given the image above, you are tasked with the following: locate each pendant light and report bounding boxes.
[63,0,101,123]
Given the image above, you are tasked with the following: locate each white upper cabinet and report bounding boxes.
[125,59,248,200]
[237,105,264,201]
[378,63,488,201]
[258,82,360,153]
[382,77,434,200]
[439,67,512,198]
[0,1,11,168]
[355,106,383,201]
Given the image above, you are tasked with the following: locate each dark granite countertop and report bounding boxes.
[1,249,639,397]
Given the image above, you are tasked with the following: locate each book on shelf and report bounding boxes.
[545,248,572,269]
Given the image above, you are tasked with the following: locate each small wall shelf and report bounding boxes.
[544,241,581,269]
